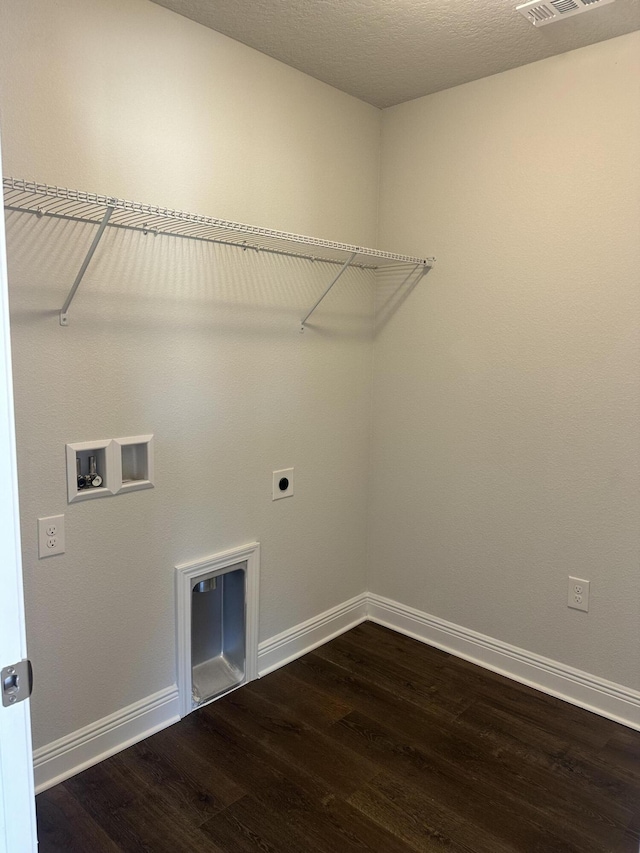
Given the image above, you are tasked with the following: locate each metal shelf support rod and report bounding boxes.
[60,205,114,326]
[300,251,357,330]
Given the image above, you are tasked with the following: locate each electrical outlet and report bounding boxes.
[38,515,65,558]
[568,576,589,612]
[272,468,294,500]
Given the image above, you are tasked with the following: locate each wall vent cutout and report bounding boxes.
[516,0,615,25]
[175,542,260,718]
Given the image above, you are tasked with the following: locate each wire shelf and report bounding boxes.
[3,176,435,326]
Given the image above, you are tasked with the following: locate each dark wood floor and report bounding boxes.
[36,622,640,852]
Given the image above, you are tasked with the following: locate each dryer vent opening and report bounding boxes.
[176,543,260,717]
[191,565,246,705]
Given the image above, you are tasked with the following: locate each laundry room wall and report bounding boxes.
[372,32,640,690]
[0,0,381,751]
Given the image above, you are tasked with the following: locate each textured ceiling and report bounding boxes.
[150,0,640,107]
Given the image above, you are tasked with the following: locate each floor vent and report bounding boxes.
[516,0,615,25]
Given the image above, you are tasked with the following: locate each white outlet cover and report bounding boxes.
[568,576,590,612]
[272,468,294,500]
[38,514,65,558]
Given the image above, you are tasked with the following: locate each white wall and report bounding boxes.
[2,0,638,758]
[372,32,640,689]
[0,0,380,749]
[0,0,379,242]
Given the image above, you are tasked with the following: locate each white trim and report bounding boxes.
[33,686,180,794]
[0,132,37,850]
[31,590,365,793]
[368,593,640,731]
[258,592,368,676]
[175,542,260,718]
[31,591,640,795]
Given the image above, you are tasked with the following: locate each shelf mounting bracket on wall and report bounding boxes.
[300,251,357,332]
[2,177,435,329]
[60,205,113,325]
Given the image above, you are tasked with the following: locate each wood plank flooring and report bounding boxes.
[36,622,640,852]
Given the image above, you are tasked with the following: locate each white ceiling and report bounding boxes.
[150,0,640,108]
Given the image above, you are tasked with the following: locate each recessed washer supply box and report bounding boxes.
[66,434,154,502]
[66,439,117,503]
[114,434,154,494]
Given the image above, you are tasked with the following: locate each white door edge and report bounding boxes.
[0,129,38,852]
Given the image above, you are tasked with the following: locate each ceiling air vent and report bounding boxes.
[516,0,615,25]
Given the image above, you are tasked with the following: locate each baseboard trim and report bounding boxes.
[368,592,640,731]
[257,592,368,677]
[33,595,368,792]
[33,591,640,792]
[33,686,180,794]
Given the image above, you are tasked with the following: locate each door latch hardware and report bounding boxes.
[2,660,33,707]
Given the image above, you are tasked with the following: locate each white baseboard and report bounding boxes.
[257,592,368,677]
[368,592,640,732]
[33,590,640,793]
[33,686,180,794]
[32,594,368,792]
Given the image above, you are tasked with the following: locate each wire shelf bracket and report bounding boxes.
[2,177,435,328]
[59,205,113,326]
[300,251,357,331]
